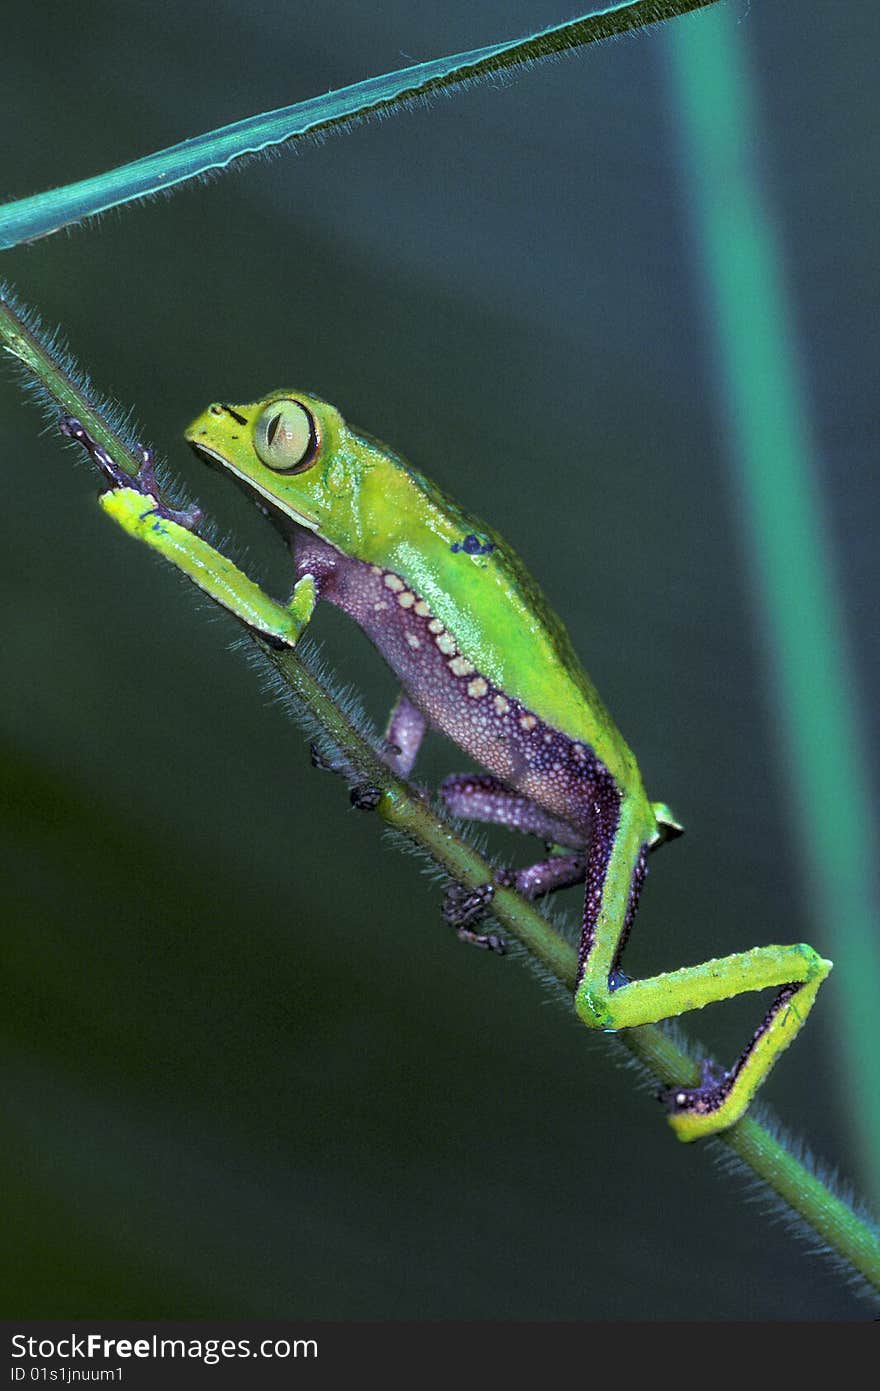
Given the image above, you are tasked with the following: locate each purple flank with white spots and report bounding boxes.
[293,536,618,837]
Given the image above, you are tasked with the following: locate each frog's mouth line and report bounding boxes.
[187,440,319,535]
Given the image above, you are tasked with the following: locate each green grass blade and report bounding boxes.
[0,1,719,251]
[666,9,880,1201]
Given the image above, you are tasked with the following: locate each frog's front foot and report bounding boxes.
[133,444,203,528]
[310,741,349,777]
[309,742,382,810]
[61,416,202,529]
[442,881,507,954]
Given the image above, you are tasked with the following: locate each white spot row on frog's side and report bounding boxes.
[372,565,602,820]
[378,567,504,702]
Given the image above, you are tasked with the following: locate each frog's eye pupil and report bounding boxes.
[255,399,320,474]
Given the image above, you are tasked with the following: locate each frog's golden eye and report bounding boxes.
[254,399,320,473]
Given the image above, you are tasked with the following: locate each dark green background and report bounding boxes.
[2,1,877,1319]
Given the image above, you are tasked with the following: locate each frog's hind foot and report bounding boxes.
[442,882,506,954]
[442,880,496,929]
[442,853,567,951]
[660,1057,731,1123]
[456,923,507,954]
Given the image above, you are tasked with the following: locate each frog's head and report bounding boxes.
[185,391,383,549]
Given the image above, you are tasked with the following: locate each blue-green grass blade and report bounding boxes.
[0,1,719,251]
[666,9,880,1202]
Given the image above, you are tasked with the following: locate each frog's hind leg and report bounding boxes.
[440,773,582,846]
[573,782,832,1140]
[443,849,587,935]
[440,773,586,951]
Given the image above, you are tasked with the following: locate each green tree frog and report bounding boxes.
[99,391,832,1142]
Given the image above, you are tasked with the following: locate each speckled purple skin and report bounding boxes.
[293,532,638,954]
[295,535,615,828]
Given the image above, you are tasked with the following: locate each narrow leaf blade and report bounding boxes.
[0,2,718,250]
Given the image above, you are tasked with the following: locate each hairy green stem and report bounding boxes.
[2,283,878,1298]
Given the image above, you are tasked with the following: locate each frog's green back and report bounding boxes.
[352,432,644,795]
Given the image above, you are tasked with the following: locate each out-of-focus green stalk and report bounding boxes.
[665,8,880,1202]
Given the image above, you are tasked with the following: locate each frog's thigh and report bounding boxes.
[440,773,583,847]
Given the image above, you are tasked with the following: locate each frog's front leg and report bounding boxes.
[574,779,832,1141]
[310,690,426,796]
[68,419,318,649]
[384,693,427,777]
[100,488,318,648]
